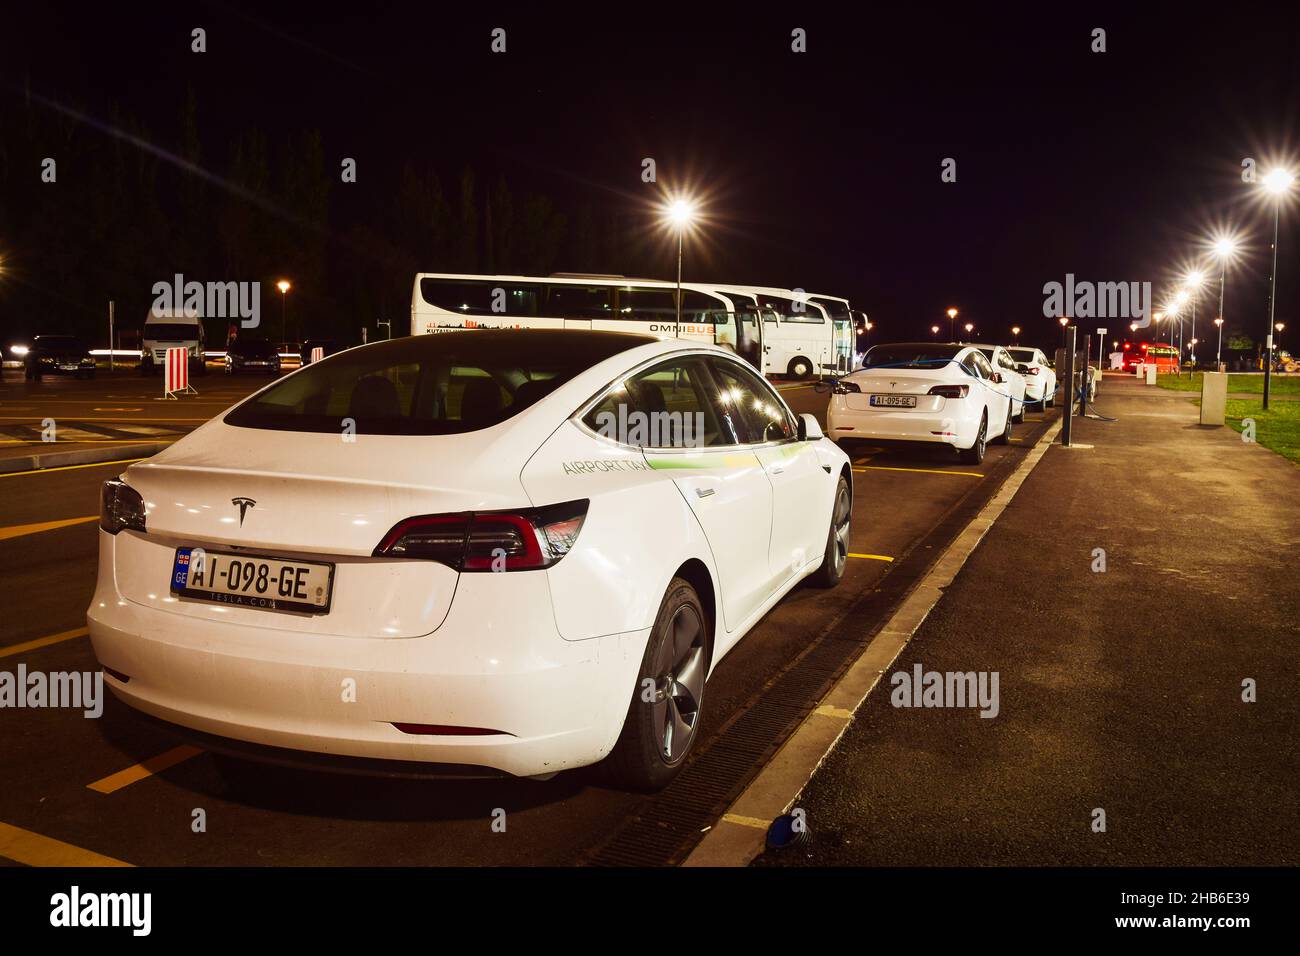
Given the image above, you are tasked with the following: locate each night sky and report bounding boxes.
[3,2,1299,351]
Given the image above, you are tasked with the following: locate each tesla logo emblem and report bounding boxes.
[890,381,897,387]
[231,497,256,526]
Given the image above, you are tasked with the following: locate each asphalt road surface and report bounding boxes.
[0,371,1058,866]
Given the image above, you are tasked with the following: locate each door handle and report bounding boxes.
[695,487,716,498]
[769,466,785,476]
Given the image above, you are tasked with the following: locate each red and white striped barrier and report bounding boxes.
[310,346,324,364]
[164,347,193,398]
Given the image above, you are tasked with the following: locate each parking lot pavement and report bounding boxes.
[0,375,1058,866]
[0,366,266,467]
[755,373,1300,866]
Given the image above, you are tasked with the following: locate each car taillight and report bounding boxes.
[832,380,861,394]
[374,500,588,571]
[1026,367,1039,375]
[927,384,969,399]
[100,479,146,535]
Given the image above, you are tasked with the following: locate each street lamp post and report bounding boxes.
[1260,170,1296,409]
[276,280,291,343]
[931,325,940,339]
[1186,271,1204,367]
[963,322,974,340]
[1212,237,1238,373]
[1059,315,1069,349]
[1214,318,1224,368]
[666,199,695,339]
[947,308,958,340]
[1012,325,1021,343]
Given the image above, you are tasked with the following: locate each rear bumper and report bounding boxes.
[826,396,980,445]
[87,532,648,778]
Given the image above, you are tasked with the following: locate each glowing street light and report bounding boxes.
[1214,316,1225,367]
[963,322,974,340]
[931,324,940,339]
[946,307,959,340]
[662,197,697,336]
[1259,168,1295,407]
[1011,325,1021,342]
[276,279,292,342]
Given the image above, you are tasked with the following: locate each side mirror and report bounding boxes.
[1015,363,1030,374]
[798,413,824,441]
[990,372,1004,384]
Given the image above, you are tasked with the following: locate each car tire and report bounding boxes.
[959,411,987,464]
[1045,387,1055,408]
[604,577,708,791]
[810,475,851,588]
[1012,396,1025,423]
[788,356,813,379]
[993,402,1012,445]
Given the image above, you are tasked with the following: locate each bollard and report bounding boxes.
[1200,371,1228,426]
[1144,364,1157,385]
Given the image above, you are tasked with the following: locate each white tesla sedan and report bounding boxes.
[1007,346,1057,410]
[969,344,1028,423]
[824,342,1014,463]
[88,330,852,790]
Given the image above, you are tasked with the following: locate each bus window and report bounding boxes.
[545,284,613,319]
[617,288,677,321]
[419,278,542,316]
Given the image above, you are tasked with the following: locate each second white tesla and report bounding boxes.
[825,342,1015,463]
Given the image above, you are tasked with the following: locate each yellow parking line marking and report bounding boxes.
[0,516,97,540]
[776,383,814,391]
[0,457,146,478]
[88,745,205,795]
[0,627,88,659]
[852,465,983,478]
[721,813,771,830]
[0,821,132,867]
[849,552,894,562]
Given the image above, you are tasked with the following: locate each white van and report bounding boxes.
[141,310,206,376]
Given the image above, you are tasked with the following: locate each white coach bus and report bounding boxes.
[411,273,858,378]
[719,285,854,377]
[411,273,766,371]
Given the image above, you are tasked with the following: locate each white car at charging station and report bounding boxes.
[88,330,852,790]
[824,342,1015,464]
[1008,346,1057,409]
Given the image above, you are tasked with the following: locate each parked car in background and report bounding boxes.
[970,344,1028,422]
[824,342,1014,464]
[1007,346,1057,409]
[24,335,96,381]
[225,337,282,375]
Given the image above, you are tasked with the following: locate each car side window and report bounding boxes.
[582,357,733,448]
[971,352,995,379]
[707,358,798,444]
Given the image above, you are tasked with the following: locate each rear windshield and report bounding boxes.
[862,344,962,369]
[224,330,653,435]
[1008,348,1036,361]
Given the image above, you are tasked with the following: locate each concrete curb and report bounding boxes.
[683,416,1067,867]
[0,442,171,475]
